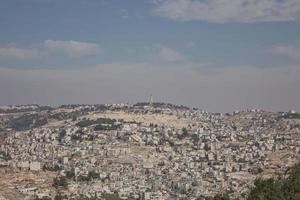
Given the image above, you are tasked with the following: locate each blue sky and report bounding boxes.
[0,0,300,112]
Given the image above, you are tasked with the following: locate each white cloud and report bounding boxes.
[155,0,300,23]
[271,39,300,60]
[159,47,184,62]
[119,8,129,19]
[44,40,101,56]
[0,46,39,59]
[0,40,102,59]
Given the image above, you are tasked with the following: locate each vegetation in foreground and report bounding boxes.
[205,162,300,200]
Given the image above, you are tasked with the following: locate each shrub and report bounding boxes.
[53,177,68,188]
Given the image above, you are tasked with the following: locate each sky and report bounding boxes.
[0,0,300,112]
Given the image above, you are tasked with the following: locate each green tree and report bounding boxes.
[54,194,67,200]
[182,127,188,136]
[53,177,68,188]
[282,163,300,200]
[213,193,231,200]
[88,170,100,179]
[58,129,66,143]
[65,168,75,179]
[247,162,300,200]
[247,178,284,200]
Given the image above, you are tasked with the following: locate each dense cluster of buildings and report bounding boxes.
[0,104,299,199]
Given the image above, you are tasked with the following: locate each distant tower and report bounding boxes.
[149,94,154,106]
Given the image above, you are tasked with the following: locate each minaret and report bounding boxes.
[149,94,154,106]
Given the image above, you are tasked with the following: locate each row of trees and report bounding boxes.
[9,114,48,131]
[0,105,53,114]
[76,118,116,128]
[280,113,300,119]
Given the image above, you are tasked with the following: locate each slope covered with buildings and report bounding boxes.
[0,103,299,200]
